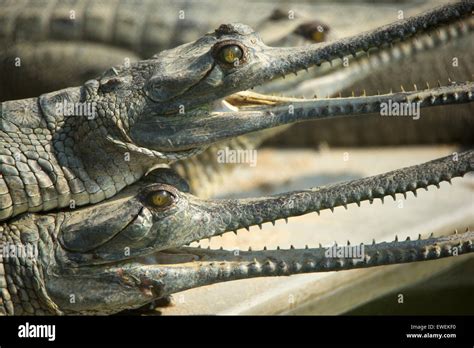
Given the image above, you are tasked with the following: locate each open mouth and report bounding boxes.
[138,8,473,155]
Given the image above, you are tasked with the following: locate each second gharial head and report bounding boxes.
[38,149,474,315]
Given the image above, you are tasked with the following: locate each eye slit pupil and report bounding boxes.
[150,190,173,208]
[220,45,243,64]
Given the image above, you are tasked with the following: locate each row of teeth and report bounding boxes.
[186,229,470,252]
[192,183,442,247]
[186,183,450,250]
[267,18,472,91]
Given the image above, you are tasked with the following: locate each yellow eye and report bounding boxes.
[149,190,174,208]
[218,45,243,65]
[311,31,325,43]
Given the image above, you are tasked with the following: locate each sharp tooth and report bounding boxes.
[212,99,239,112]
[284,218,288,224]
[248,246,252,251]
[271,221,276,226]
[263,246,267,250]
[258,224,262,230]
[245,226,250,231]
[233,230,238,235]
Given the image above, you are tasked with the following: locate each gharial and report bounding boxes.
[0,1,473,314]
[0,0,326,101]
[1,0,472,148]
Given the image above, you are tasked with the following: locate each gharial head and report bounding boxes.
[86,1,473,159]
[42,147,474,314]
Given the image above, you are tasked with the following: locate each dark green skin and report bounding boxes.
[1,151,473,315]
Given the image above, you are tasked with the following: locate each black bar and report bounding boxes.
[0,316,473,346]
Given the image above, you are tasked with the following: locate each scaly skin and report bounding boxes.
[0,0,313,58]
[0,0,319,101]
[2,1,472,220]
[1,1,471,150]
[0,150,473,315]
[0,3,473,311]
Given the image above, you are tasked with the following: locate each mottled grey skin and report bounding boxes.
[1,1,474,221]
[1,150,473,315]
[1,0,472,150]
[0,0,317,101]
